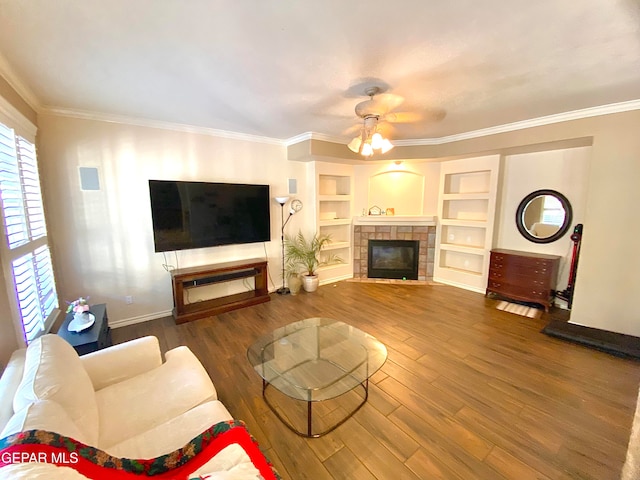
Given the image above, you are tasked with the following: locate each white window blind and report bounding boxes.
[0,121,58,343]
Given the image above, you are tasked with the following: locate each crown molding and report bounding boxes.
[284,131,346,146]
[0,52,41,111]
[36,97,640,149]
[40,106,286,146]
[394,98,640,146]
[0,94,37,140]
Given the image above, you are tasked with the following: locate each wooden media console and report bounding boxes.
[171,258,270,324]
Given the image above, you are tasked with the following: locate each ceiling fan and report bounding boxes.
[347,86,420,157]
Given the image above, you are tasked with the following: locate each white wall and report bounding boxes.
[494,146,591,291]
[569,117,640,335]
[37,114,309,326]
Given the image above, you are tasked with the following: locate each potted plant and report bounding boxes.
[285,231,342,292]
[284,258,303,295]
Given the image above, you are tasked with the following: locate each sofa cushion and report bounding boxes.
[103,400,233,458]
[0,349,26,433]
[189,444,264,479]
[96,345,216,448]
[12,335,99,446]
[0,400,85,443]
[0,463,90,480]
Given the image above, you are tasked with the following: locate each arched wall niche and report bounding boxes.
[368,170,425,215]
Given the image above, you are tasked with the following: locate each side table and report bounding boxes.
[57,303,112,355]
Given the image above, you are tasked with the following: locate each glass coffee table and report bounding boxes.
[247,318,387,437]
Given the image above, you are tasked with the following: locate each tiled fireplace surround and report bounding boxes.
[353,223,436,281]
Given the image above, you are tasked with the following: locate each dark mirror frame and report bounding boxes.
[515,189,573,244]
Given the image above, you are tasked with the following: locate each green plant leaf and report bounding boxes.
[284,230,344,276]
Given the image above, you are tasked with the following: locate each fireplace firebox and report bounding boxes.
[367,240,420,280]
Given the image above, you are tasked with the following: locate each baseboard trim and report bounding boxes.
[109,309,173,329]
[432,277,485,294]
[542,320,640,359]
[320,274,353,286]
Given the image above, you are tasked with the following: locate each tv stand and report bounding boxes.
[171,258,270,324]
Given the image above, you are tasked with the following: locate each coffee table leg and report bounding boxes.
[262,380,368,438]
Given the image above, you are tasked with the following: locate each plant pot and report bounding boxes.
[302,274,319,293]
[288,275,302,295]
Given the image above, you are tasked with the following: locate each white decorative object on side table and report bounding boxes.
[68,312,96,333]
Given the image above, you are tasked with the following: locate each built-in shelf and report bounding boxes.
[440,219,487,227]
[317,262,347,272]
[434,156,500,293]
[319,218,352,226]
[439,243,485,254]
[319,195,351,202]
[441,193,491,201]
[439,266,483,276]
[316,167,354,284]
[322,241,350,251]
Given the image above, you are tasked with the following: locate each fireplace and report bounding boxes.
[353,218,436,282]
[367,240,420,280]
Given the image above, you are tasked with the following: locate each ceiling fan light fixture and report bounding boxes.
[348,128,393,157]
[380,139,394,154]
[370,132,383,149]
[347,86,405,158]
[348,137,362,153]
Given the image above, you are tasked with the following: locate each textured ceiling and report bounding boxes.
[0,0,639,142]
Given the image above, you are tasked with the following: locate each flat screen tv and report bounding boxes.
[149,180,271,252]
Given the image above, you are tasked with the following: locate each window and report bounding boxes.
[0,121,58,343]
[541,195,564,226]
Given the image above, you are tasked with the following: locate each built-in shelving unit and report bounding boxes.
[316,163,354,283]
[434,155,500,292]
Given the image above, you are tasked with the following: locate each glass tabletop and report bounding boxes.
[247,318,387,402]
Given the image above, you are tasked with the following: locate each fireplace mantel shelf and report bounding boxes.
[353,215,437,226]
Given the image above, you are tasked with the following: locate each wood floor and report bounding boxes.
[111,281,640,480]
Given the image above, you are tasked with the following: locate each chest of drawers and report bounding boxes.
[486,249,561,312]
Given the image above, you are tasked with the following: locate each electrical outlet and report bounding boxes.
[125,295,133,305]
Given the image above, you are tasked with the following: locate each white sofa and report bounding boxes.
[0,334,263,479]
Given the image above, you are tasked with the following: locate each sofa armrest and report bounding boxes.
[165,346,218,402]
[80,336,163,391]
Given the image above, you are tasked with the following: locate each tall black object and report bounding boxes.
[275,197,293,295]
[556,224,583,309]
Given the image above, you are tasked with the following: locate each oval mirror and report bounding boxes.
[516,189,572,244]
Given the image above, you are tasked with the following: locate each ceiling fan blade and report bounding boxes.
[382,112,423,123]
[375,93,405,112]
[355,93,405,118]
[383,108,446,124]
[342,124,363,136]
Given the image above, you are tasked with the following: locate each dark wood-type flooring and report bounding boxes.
[112,281,640,480]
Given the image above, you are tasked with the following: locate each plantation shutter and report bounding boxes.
[0,121,58,343]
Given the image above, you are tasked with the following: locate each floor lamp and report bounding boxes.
[275,196,293,294]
